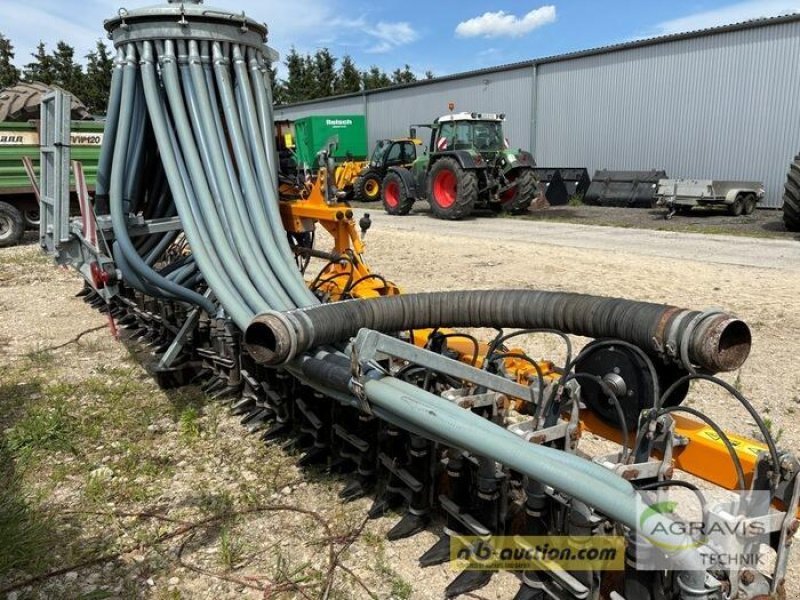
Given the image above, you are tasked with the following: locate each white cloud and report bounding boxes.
[652,0,800,35]
[455,6,557,39]
[365,21,419,53]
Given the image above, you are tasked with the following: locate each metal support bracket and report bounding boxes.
[157,289,213,369]
[352,328,540,403]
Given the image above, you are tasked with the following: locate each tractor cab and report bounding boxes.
[369,138,422,170]
[431,112,507,155]
[353,137,423,202]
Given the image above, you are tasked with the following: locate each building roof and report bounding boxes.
[276,12,800,109]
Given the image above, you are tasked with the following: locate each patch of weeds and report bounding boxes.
[6,401,76,461]
[761,417,784,445]
[390,577,413,599]
[218,526,246,571]
[23,343,56,367]
[84,470,112,505]
[375,544,412,600]
[179,407,201,440]
[0,440,55,576]
[196,489,235,520]
[568,194,584,206]
[270,546,321,593]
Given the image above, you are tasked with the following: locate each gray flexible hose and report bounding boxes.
[95,49,125,203]
[109,45,214,313]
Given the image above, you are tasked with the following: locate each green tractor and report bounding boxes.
[380,112,537,219]
[352,137,424,202]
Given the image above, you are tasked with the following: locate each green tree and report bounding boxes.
[0,32,19,89]
[335,55,361,94]
[424,70,435,80]
[391,64,417,85]
[266,61,285,105]
[283,47,314,103]
[83,40,113,114]
[23,42,56,84]
[312,48,336,99]
[362,66,391,90]
[51,42,84,91]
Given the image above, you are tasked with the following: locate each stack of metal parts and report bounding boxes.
[37,2,800,599]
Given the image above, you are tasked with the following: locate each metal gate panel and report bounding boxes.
[39,90,71,252]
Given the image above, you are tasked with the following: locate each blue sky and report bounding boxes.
[2,0,800,79]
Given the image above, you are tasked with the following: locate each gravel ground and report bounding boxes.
[1,213,799,599]
[350,200,798,241]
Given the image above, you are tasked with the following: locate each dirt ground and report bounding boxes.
[349,200,798,241]
[1,216,799,599]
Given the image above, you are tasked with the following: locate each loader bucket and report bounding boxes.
[584,169,667,208]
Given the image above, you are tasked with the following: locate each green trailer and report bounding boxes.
[0,119,104,246]
[292,115,367,167]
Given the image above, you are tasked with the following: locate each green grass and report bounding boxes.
[0,440,55,576]
[568,194,584,207]
[179,407,201,440]
[218,526,246,571]
[6,401,76,460]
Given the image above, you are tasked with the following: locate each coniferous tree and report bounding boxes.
[0,33,19,89]
[24,42,56,84]
[335,55,361,94]
[362,66,391,90]
[83,40,113,114]
[391,64,417,85]
[312,48,336,99]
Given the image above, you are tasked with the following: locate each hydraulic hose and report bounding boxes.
[244,290,751,372]
[109,45,214,314]
[94,49,125,207]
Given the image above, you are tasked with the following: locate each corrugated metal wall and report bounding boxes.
[535,19,800,207]
[273,96,365,121]
[364,68,533,149]
[274,19,800,208]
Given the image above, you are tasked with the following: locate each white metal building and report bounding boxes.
[274,15,800,208]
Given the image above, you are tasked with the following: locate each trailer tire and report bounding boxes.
[427,158,477,220]
[381,172,415,216]
[499,168,536,214]
[742,193,757,216]
[23,208,40,229]
[354,170,382,202]
[783,155,800,232]
[0,201,25,247]
[728,194,745,217]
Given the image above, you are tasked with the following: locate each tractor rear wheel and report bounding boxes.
[499,168,537,214]
[783,154,800,232]
[0,201,25,247]
[354,170,382,202]
[381,172,415,216]
[426,158,477,220]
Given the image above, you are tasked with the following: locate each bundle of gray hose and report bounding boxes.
[244,290,751,373]
[103,6,319,329]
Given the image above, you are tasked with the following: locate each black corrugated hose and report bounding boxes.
[244,289,751,374]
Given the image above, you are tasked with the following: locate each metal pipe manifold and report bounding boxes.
[244,290,751,373]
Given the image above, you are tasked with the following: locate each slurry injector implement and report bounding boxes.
[39,1,798,598]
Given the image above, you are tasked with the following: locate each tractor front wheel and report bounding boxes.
[381,172,415,216]
[354,170,383,202]
[426,158,477,220]
[499,168,537,214]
